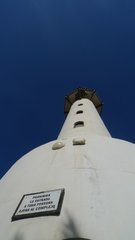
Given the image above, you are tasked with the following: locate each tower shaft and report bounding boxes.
[58,98,110,139]
[1,88,135,240]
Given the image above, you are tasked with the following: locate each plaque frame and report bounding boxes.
[12,188,65,221]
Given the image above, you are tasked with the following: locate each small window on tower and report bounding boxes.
[78,103,83,106]
[76,110,83,114]
[74,121,84,128]
[63,238,90,240]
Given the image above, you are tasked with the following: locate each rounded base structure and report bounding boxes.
[0,136,135,240]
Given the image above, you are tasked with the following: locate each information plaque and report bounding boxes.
[12,188,65,221]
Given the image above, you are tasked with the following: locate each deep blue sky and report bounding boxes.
[0,0,135,178]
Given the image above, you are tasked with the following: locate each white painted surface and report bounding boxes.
[0,99,135,240]
[58,99,111,139]
[0,137,135,240]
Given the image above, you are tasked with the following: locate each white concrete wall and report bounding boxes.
[0,136,135,240]
[0,98,135,240]
[58,99,111,139]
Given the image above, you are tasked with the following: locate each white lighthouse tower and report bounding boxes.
[0,87,135,240]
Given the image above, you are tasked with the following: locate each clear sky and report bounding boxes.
[0,0,135,178]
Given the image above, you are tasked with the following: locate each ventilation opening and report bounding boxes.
[78,103,83,106]
[76,110,83,114]
[63,238,90,240]
[74,121,84,128]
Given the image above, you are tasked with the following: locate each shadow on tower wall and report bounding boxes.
[62,210,91,240]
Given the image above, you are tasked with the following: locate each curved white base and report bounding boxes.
[0,136,135,240]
